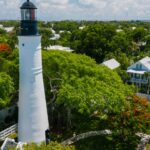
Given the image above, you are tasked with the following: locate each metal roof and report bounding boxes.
[138,56,150,70]
[102,58,120,70]
[127,69,146,74]
[21,0,37,9]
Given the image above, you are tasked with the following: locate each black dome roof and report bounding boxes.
[21,0,37,9]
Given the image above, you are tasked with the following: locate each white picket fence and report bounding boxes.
[0,124,17,141]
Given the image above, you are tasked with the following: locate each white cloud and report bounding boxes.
[36,0,69,5]
[0,0,20,20]
[78,0,106,8]
[0,0,150,20]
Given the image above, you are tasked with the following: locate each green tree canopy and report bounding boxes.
[43,51,133,120]
[131,27,147,42]
[0,49,19,89]
[0,72,14,108]
[53,21,79,33]
[70,24,117,62]
[109,32,131,53]
[39,28,52,49]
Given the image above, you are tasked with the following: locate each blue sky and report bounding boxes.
[0,0,150,21]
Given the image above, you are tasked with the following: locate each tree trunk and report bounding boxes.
[67,107,72,130]
[57,112,61,132]
[61,130,112,146]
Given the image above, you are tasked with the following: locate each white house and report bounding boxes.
[47,45,74,52]
[0,25,14,32]
[50,34,60,40]
[131,26,136,30]
[79,26,86,30]
[50,28,55,34]
[127,56,150,85]
[0,24,3,28]
[49,28,60,40]
[102,58,120,70]
[3,27,14,32]
[116,29,123,33]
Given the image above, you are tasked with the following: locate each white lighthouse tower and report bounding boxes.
[18,0,49,143]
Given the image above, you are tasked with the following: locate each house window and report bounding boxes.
[139,64,142,69]
[135,74,140,79]
[136,64,142,70]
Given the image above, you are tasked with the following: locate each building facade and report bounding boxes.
[127,56,150,93]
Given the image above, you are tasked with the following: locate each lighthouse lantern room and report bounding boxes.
[20,0,38,35]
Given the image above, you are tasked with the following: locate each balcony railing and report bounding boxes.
[130,78,148,84]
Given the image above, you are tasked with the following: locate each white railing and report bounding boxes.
[0,124,17,141]
[130,78,148,84]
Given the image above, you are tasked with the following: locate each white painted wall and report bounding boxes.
[18,36,49,143]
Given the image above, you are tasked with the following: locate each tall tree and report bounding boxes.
[0,72,14,109]
[42,51,133,131]
[39,28,52,50]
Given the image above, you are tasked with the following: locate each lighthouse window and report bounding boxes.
[25,9,30,20]
[31,9,35,20]
[21,9,30,20]
[21,10,24,20]
[21,9,37,21]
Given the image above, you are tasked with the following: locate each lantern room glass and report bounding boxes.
[21,9,37,21]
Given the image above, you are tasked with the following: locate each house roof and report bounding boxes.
[138,56,150,70]
[127,69,146,74]
[3,27,14,32]
[127,56,150,72]
[47,45,74,52]
[102,58,120,70]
